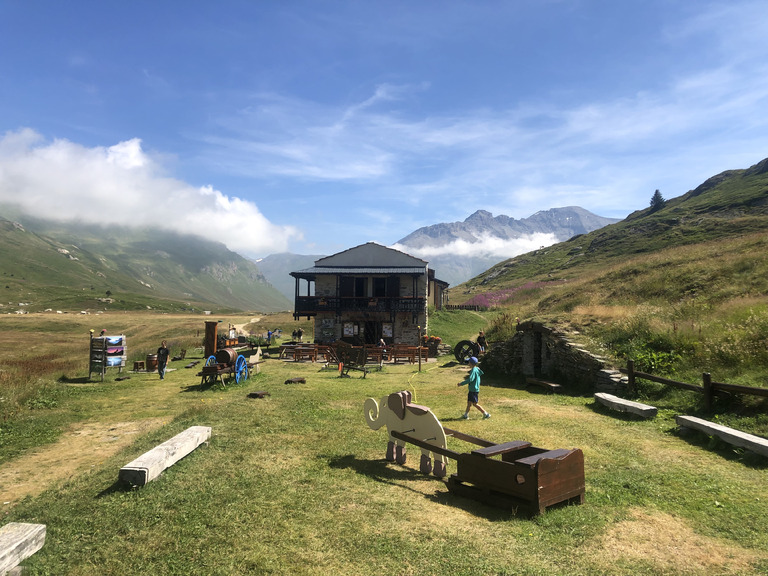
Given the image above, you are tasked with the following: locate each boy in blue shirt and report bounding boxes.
[457,357,490,419]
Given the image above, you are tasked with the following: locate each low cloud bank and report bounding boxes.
[0,129,300,255]
[391,231,558,260]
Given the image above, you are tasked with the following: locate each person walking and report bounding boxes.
[457,356,490,419]
[157,340,170,380]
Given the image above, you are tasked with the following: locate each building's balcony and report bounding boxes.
[294,296,425,316]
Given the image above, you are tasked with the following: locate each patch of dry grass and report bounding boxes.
[583,508,767,575]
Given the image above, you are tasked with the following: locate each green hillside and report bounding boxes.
[452,157,768,404]
[459,157,768,300]
[0,213,291,313]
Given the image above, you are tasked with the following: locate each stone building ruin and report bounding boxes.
[482,320,627,395]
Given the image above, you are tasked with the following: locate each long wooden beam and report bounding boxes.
[119,426,212,486]
[390,431,460,460]
[676,416,768,457]
[0,522,46,574]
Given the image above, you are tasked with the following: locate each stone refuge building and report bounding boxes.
[483,320,628,395]
[290,242,449,345]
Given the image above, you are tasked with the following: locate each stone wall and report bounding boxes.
[482,320,627,394]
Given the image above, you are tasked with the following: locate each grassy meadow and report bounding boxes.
[1,311,767,575]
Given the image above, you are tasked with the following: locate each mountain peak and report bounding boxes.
[465,209,495,223]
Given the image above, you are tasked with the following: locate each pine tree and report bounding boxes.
[650,189,666,211]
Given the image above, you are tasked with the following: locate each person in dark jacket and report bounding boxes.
[157,340,170,380]
[477,331,487,354]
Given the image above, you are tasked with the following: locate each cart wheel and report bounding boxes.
[454,340,479,363]
[205,355,217,367]
[235,355,248,383]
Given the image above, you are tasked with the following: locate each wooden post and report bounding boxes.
[204,321,218,359]
[703,372,712,412]
[417,326,422,371]
[627,360,635,395]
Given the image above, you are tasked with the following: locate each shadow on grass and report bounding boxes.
[671,427,768,470]
[97,480,132,498]
[327,453,519,521]
[57,375,92,384]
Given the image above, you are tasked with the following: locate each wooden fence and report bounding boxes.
[622,360,768,411]
[444,304,487,311]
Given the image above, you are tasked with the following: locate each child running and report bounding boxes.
[457,356,490,419]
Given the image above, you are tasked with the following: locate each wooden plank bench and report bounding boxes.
[119,426,212,486]
[525,377,562,393]
[0,522,46,575]
[390,345,427,364]
[595,392,658,419]
[280,344,313,360]
[364,346,386,365]
[675,415,768,458]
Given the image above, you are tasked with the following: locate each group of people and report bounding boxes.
[152,327,489,419]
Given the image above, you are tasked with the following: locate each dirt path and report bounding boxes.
[1,372,188,508]
[0,418,167,507]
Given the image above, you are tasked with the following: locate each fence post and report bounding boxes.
[702,372,712,412]
[627,360,635,395]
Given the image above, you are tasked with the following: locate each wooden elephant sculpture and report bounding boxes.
[364,390,448,477]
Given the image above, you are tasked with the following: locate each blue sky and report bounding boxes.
[1,1,767,259]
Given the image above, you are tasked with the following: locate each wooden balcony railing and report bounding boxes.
[294,296,425,316]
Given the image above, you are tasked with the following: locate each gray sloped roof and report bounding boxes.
[313,242,428,268]
[291,266,425,277]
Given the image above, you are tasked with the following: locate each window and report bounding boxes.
[373,277,386,297]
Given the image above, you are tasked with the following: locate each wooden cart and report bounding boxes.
[197,349,251,387]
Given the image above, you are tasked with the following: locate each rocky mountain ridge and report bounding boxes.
[397,206,619,249]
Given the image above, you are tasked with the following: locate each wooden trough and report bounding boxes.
[119,426,212,487]
[367,391,584,515]
[392,428,585,515]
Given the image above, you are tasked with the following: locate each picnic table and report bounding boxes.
[389,345,428,364]
[279,344,318,362]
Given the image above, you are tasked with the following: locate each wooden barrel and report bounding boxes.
[146,354,158,371]
[215,348,237,365]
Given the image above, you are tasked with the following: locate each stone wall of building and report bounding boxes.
[482,320,628,394]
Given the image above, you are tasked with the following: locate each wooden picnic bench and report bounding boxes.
[525,377,563,394]
[364,346,386,366]
[280,344,318,362]
[389,345,428,364]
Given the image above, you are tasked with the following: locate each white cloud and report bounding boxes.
[0,129,300,255]
[391,231,558,260]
